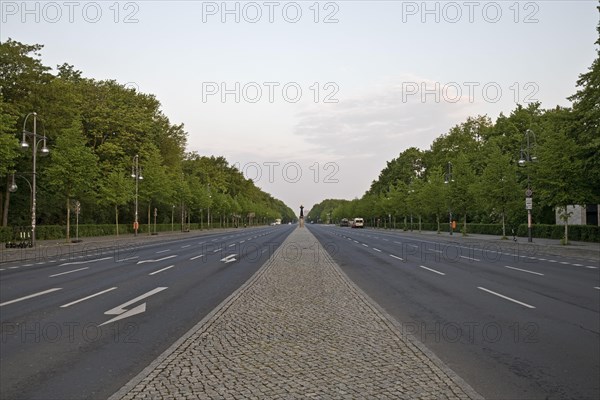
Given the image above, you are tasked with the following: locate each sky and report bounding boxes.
[1,0,598,214]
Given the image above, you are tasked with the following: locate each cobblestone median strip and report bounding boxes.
[111,228,483,400]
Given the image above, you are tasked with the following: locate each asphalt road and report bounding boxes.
[308,224,600,400]
[0,225,295,400]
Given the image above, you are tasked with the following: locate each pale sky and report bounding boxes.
[2,1,598,213]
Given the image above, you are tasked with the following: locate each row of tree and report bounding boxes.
[0,39,296,239]
[307,7,599,244]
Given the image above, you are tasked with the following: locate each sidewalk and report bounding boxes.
[110,227,482,400]
[0,227,241,264]
[367,227,600,262]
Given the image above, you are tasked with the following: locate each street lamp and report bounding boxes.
[131,154,143,236]
[444,161,454,235]
[519,129,537,243]
[19,112,49,247]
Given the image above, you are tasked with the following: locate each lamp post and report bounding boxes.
[131,155,143,236]
[518,129,537,243]
[444,161,454,235]
[19,112,49,247]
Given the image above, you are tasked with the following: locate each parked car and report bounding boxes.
[340,218,349,227]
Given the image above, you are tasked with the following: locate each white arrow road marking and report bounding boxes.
[60,256,111,267]
[137,255,176,264]
[0,288,62,307]
[99,287,167,326]
[100,303,147,327]
[220,254,237,264]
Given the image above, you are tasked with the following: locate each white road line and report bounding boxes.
[181,245,190,249]
[419,265,445,276]
[573,263,583,267]
[60,287,117,308]
[49,267,89,277]
[559,261,570,265]
[156,249,170,254]
[459,255,481,262]
[228,244,236,247]
[60,256,111,267]
[137,255,177,264]
[373,248,382,252]
[239,240,245,243]
[149,265,175,275]
[23,264,33,267]
[538,258,547,261]
[429,249,443,254]
[8,267,19,269]
[118,256,139,262]
[382,238,389,241]
[0,268,4,271]
[190,255,204,260]
[393,241,402,244]
[197,241,206,245]
[213,248,222,253]
[477,287,535,309]
[0,288,62,307]
[504,265,544,276]
[362,244,369,247]
[548,260,557,263]
[389,254,403,261]
[594,287,600,290]
[353,240,359,243]
[585,266,598,269]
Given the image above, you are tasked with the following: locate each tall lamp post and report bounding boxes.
[519,129,537,243]
[131,155,143,236]
[19,112,49,247]
[444,161,454,235]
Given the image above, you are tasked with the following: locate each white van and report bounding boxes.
[352,218,364,228]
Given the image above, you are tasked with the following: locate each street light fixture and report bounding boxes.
[20,112,49,247]
[519,129,537,243]
[444,161,454,235]
[132,154,143,236]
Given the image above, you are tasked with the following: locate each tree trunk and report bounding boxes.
[147,204,151,236]
[436,214,440,233]
[501,212,506,238]
[418,215,422,233]
[115,205,119,236]
[564,205,569,245]
[2,176,10,227]
[463,213,467,236]
[66,197,71,242]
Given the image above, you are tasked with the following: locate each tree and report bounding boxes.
[98,169,133,236]
[446,155,477,235]
[475,141,521,237]
[568,4,600,204]
[45,120,99,241]
[420,166,447,233]
[0,96,19,226]
[533,129,588,244]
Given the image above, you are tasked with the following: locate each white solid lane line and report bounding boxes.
[477,287,536,309]
[504,265,544,276]
[59,256,111,267]
[149,265,175,275]
[137,255,177,264]
[49,267,89,278]
[0,288,62,307]
[419,265,445,276]
[190,255,204,260]
[60,287,117,308]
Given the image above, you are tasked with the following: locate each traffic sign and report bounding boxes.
[525,189,533,197]
[525,198,533,210]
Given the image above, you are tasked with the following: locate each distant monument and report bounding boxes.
[299,205,304,228]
